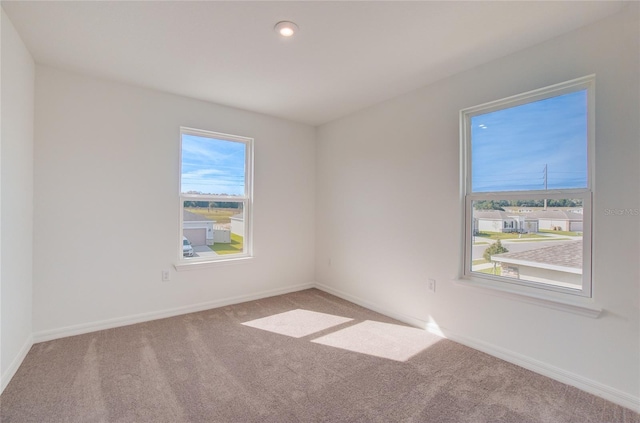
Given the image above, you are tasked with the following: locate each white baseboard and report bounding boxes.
[314,282,428,329]
[33,282,314,343]
[20,280,640,412]
[314,282,640,413]
[426,323,640,413]
[1,335,34,394]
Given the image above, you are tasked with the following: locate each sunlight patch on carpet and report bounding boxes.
[312,320,442,362]
[241,309,353,338]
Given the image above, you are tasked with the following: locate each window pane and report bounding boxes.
[471,90,587,192]
[470,199,583,290]
[182,201,245,259]
[181,134,246,196]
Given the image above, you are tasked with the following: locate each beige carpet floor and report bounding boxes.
[1,288,638,422]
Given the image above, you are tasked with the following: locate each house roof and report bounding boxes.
[473,210,513,220]
[183,210,213,222]
[503,206,582,213]
[492,240,582,271]
[474,209,583,221]
[528,210,583,221]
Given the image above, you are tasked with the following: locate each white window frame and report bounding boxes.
[460,76,597,312]
[176,127,253,270]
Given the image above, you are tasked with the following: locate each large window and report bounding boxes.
[179,127,253,264]
[461,76,594,298]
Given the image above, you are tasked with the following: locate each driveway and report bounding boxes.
[193,245,218,258]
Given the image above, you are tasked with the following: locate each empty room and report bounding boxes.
[1,1,638,422]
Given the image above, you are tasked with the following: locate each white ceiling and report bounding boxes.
[2,1,624,126]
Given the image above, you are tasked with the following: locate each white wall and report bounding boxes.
[33,66,316,337]
[477,220,502,233]
[0,8,35,391]
[316,5,639,408]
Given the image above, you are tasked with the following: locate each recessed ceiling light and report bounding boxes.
[275,21,298,37]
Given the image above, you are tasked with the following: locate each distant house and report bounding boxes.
[473,210,538,234]
[183,210,215,246]
[491,241,582,289]
[473,209,583,233]
[231,213,244,237]
[529,210,583,232]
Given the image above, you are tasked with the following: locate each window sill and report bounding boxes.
[453,276,602,318]
[174,256,253,272]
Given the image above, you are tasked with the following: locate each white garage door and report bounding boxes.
[183,228,206,246]
[569,221,583,232]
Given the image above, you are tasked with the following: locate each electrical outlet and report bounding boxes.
[428,278,436,293]
[161,270,170,282]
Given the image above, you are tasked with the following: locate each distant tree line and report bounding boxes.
[184,201,242,209]
[474,199,582,211]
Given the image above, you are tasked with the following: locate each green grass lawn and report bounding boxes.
[477,266,502,276]
[210,233,244,255]
[472,258,489,265]
[539,229,583,236]
[475,231,539,240]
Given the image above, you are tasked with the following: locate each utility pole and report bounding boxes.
[543,164,548,210]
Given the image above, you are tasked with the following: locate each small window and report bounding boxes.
[179,127,253,264]
[461,76,594,298]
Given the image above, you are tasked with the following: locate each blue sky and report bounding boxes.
[181,134,246,196]
[471,90,587,192]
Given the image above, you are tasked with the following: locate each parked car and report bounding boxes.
[182,236,194,257]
